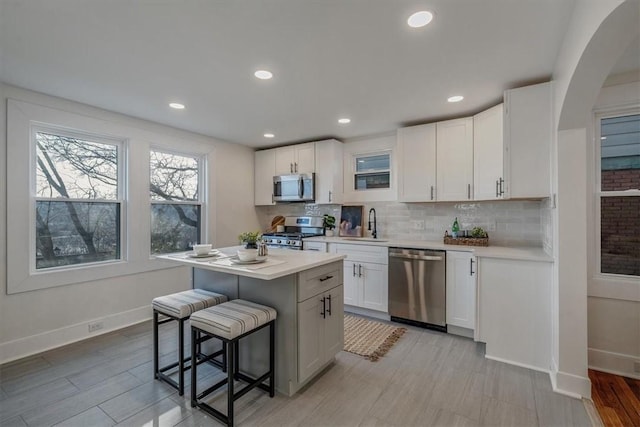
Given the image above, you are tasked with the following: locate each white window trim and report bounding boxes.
[591,106,640,300]
[6,98,213,294]
[149,147,207,255]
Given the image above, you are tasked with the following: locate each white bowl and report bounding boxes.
[237,249,258,262]
[193,244,212,255]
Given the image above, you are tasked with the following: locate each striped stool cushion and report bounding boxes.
[152,289,227,319]
[190,299,277,340]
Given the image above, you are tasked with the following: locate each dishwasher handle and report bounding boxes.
[389,253,443,261]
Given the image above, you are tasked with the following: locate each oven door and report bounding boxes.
[273,174,315,202]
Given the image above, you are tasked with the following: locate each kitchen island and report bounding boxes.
[157,247,346,396]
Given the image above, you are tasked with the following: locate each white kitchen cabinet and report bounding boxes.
[397,124,437,202]
[314,139,343,204]
[254,148,276,205]
[298,284,343,383]
[473,104,505,200]
[275,142,315,175]
[302,240,327,252]
[503,82,552,198]
[476,257,551,370]
[436,117,474,201]
[446,251,476,332]
[331,243,388,313]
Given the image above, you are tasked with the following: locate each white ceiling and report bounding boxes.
[0,0,585,148]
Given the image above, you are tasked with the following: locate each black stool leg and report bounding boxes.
[234,341,240,380]
[222,342,227,373]
[178,318,185,396]
[153,311,159,380]
[227,340,235,427]
[191,326,198,408]
[269,320,275,397]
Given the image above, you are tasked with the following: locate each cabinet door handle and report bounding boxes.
[470,258,475,276]
[353,264,357,277]
[320,297,326,318]
[358,264,363,277]
[319,275,334,282]
[326,294,332,316]
[496,179,500,198]
[499,177,505,196]
[467,184,471,199]
[430,186,434,200]
[295,162,298,173]
[329,191,332,202]
[290,163,293,173]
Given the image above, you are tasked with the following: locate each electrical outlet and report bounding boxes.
[411,220,425,230]
[634,361,640,373]
[88,321,104,333]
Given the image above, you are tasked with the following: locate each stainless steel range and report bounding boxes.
[262,216,324,250]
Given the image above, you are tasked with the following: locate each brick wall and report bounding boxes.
[600,168,640,276]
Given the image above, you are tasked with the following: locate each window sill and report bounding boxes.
[589,274,640,302]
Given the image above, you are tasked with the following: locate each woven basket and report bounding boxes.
[444,235,489,247]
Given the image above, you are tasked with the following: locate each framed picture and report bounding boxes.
[339,205,363,237]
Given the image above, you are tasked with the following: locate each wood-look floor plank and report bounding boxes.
[98,379,176,422]
[590,369,640,427]
[0,377,80,422]
[114,396,192,427]
[53,407,116,427]
[21,372,143,426]
[0,356,51,382]
[481,396,539,426]
[614,375,640,422]
[2,416,28,427]
[483,359,537,411]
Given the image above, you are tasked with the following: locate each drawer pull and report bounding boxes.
[326,294,332,316]
[319,275,334,282]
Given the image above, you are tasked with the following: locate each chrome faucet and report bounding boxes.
[368,208,377,239]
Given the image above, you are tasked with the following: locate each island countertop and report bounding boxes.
[156,246,346,280]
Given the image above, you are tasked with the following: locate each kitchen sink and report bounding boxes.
[341,238,388,242]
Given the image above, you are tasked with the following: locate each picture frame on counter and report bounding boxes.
[339,205,363,237]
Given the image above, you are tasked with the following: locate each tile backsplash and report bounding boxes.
[257,199,551,248]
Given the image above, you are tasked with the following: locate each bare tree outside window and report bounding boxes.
[150,150,203,254]
[35,131,121,269]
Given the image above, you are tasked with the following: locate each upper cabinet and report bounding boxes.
[397,124,436,202]
[254,148,276,206]
[503,82,552,199]
[473,104,505,200]
[275,142,315,174]
[315,139,343,204]
[436,117,474,201]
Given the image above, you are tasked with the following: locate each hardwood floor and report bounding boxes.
[0,319,591,426]
[589,369,640,426]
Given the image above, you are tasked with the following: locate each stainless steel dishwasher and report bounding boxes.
[388,247,446,331]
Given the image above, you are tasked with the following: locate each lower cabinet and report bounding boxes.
[298,285,344,383]
[331,243,389,313]
[446,251,477,331]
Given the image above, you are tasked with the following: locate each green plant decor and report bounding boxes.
[238,231,261,248]
[471,227,488,238]
[323,214,336,230]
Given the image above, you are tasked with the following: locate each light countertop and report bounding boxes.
[156,246,346,280]
[304,236,553,262]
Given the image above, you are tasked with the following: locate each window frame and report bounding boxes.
[149,147,207,255]
[31,124,127,273]
[594,107,640,279]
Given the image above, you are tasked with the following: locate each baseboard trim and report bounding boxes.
[553,370,592,399]
[588,347,640,380]
[344,305,390,322]
[0,305,152,364]
[484,354,550,374]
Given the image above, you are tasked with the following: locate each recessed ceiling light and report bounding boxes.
[407,11,434,28]
[338,118,351,124]
[264,133,275,138]
[447,95,464,103]
[169,102,185,109]
[254,70,273,80]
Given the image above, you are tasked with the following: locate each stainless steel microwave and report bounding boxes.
[273,173,315,202]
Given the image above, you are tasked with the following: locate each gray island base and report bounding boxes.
[158,248,346,396]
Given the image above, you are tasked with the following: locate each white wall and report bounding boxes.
[587,80,640,379]
[551,0,639,397]
[0,84,259,362]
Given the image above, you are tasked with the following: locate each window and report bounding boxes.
[597,112,640,277]
[354,152,391,190]
[150,150,203,254]
[35,129,122,269]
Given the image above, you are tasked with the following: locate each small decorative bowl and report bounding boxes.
[237,249,258,262]
[193,244,212,255]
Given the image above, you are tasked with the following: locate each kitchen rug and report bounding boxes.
[343,314,406,362]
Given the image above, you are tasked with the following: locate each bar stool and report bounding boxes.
[152,289,228,395]
[190,299,277,427]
